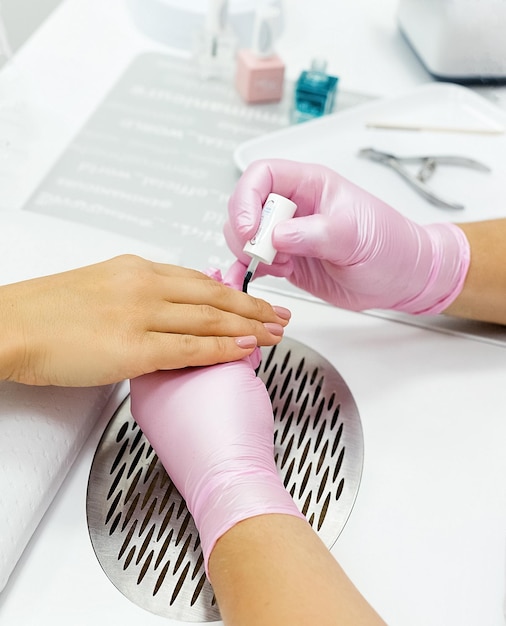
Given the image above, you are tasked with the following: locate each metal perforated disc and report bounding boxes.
[86,337,364,622]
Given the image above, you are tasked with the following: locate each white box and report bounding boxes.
[398,0,506,82]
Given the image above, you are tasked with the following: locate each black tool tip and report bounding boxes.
[242,271,253,293]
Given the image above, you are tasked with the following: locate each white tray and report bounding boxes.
[235,82,506,225]
[235,82,506,347]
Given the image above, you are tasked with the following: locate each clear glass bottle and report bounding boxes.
[194,0,238,81]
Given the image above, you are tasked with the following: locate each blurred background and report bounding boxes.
[0,0,62,54]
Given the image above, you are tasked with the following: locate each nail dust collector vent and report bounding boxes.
[86,337,364,622]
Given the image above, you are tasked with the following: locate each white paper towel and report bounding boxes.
[0,210,171,592]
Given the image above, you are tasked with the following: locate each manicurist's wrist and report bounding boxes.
[423,222,470,315]
[397,222,470,316]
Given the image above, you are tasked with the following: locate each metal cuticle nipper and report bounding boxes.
[358,147,491,210]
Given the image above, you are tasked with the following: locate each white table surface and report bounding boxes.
[0,2,505,625]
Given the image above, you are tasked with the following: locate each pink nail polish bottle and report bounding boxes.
[235,4,285,104]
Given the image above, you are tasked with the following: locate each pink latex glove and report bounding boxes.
[224,158,471,315]
[129,266,303,576]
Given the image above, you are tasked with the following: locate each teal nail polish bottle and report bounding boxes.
[292,59,339,124]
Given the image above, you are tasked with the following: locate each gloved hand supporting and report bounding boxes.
[130,266,304,577]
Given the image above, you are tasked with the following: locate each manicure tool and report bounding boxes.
[358,147,491,210]
[242,193,297,293]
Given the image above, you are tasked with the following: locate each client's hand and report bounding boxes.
[0,255,289,386]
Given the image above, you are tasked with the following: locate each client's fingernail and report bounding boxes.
[273,305,291,321]
[263,322,284,336]
[235,335,257,349]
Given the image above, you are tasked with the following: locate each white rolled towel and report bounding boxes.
[0,210,170,591]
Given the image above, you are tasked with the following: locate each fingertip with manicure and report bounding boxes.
[273,306,291,321]
[235,335,258,349]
